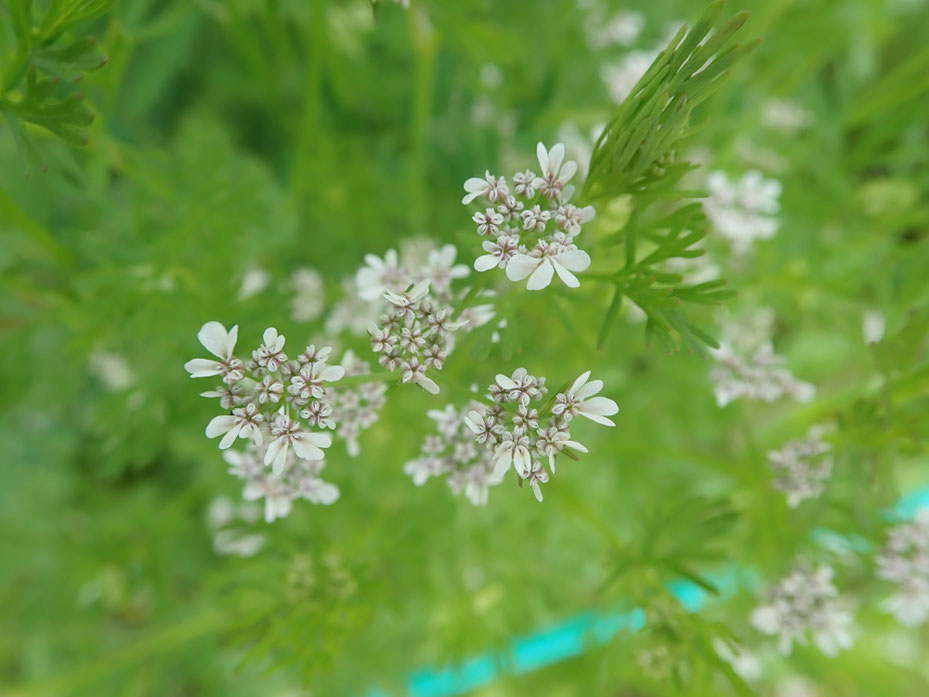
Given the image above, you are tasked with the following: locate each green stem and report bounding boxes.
[453,273,491,319]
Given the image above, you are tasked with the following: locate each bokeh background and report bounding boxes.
[2,0,928,695]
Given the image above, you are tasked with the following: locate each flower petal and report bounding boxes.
[551,258,580,288]
[321,365,345,382]
[556,249,591,272]
[185,358,223,378]
[536,142,548,173]
[198,322,231,359]
[474,254,499,272]
[548,143,565,175]
[206,415,236,439]
[505,254,539,282]
[526,259,555,290]
[570,370,591,394]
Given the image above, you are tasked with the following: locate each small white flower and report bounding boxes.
[474,234,520,272]
[505,242,591,290]
[555,203,595,236]
[462,171,509,204]
[512,169,537,198]
[520,204,552,233]
[384,279,431,309]
[531,142,577,200]
[492,431,532,478]
[184,322,244,383]
[424,244,469,294]
[552,370,619,426]
[473,208,504,236]
[265,414,332,474]
[206,402,264,449]
[356,249,409,301]
[526,459,550,502]
[253,327,287,372]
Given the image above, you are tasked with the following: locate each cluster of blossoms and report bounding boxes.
[876,510,929,626]
[404,404,504,506]
[224,442,339,523]
[711,310,815,407]
[368,280,468,394]
[462,369,619,502]
[206,497,266,557]
[751,563,854,656]
[328,239,483,338]
[326,350,387,457]
[185,322,345,520]
[767,426,833,508]
[703,170,783,254]
[462,142,594,291]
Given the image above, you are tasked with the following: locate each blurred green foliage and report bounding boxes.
[1,0,928,695]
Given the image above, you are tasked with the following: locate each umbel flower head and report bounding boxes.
[186,322,347,520]
[367,280,468,394]
[876,510,929,627]
[703,170,782,254]
[462,368,618,502]
[751,562,854,657]
[404,404,504,506]
[711,310,815,407]
[767,426,833,507]
[462,142,594,291]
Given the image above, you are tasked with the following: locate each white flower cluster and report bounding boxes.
[368,280,468,394]
[751,563,854,656]
[328,241,474,337]
[404,404,504,506]
[876,510,929,627]
[584,9,644,49]
[185,322,345,520]
[463,369,618,502]
[224,441,339,523]
[703,170,782,254]
[206,497,266,557]
[767,426,833,508]
[462,142,594,290]
[711,311,815,407]
[328,350,387,457]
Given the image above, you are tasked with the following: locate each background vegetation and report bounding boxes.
[1,0,928,695]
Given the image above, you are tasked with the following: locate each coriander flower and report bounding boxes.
[253,327,287,372]
[356,249,408,301]
[751,563,854,656]
[532,142,577,200]
[505,241,591,290]
[473,234,520,272]
[206,402,264,449]
[265,413,333,474]
[462,171,509,204]
[552,371,619,426]
[184,321,244,384]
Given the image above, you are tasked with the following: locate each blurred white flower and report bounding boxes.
[752,563,854,656]
[862,310,886,344]
[703,170,782,254]
[289,267,325,322]
[762,99,813,135]
[237,267,270,301]
[767,426,833,507]
[876,510,929,626]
